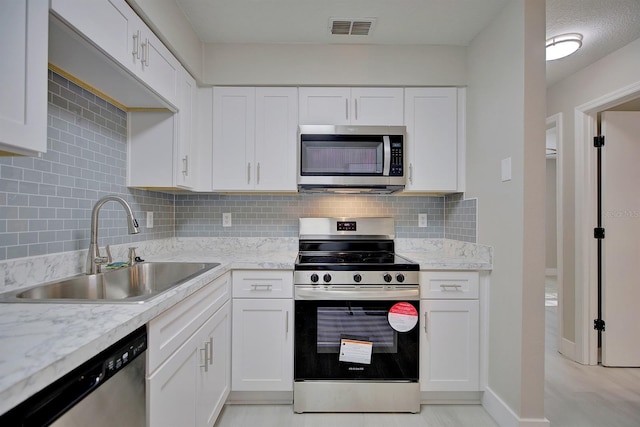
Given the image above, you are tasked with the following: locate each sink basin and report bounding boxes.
[0,262,220,303]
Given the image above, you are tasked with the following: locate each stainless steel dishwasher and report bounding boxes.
[1,326,147,426]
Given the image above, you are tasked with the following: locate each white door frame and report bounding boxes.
[546,113,565,356]
[574,81,640,365]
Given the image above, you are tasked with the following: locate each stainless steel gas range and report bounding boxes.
[293,217,420,413]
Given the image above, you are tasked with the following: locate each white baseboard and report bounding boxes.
[545,268,557,276]
[482,387,549,427]
[559,337,576,361]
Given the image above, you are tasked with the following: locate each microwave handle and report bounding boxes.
[383,136,391,176]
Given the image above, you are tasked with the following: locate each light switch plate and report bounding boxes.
[418,213,428,228]
[146,211,153,228]
[222,213,232,227]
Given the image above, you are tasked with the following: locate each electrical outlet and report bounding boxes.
[222,213,232,227]
[418,213,428,228]
[146,211,154,228]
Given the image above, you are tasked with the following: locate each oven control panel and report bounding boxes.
[295,270,418,286]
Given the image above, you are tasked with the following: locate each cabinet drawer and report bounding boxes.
[420,271,479,299]
[148,273,230,373]
[232,270,293,298]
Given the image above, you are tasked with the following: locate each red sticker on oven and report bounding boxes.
[388,302,419,332]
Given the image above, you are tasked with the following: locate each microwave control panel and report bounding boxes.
[390,139,404,176]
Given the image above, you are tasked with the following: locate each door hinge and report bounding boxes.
[594,227,605,239]
[594,319,606,331]
[594,135,605,147]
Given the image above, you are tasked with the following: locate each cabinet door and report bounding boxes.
[351,88,404,125]
[147,338,198,427]
[136,28,181,106]
[231,298,294,391]
[255,88,298,191]
[0,0,47,155]
[298,87,351,125]
[420,299,479,391]
[197,302,231,427]
[404,88,458,192]
[50,0,133,68]
[213,87,256,191]
[176,69,196,189]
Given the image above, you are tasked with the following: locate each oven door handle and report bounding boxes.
[294,288,419,300]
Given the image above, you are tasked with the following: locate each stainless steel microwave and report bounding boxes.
[297,125,406,194]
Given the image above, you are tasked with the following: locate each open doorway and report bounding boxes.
[574,84,640,365]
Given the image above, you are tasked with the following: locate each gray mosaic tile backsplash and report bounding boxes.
[0,71,173,261]
[0,71,476,261]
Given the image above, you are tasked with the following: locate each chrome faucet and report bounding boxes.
[87,196,140,274]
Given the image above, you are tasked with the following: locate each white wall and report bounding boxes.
[467,0,547,423]
[546,37,640,345]
[201,43,467,86]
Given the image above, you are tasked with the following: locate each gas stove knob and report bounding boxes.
[323,273,332,283]
[310,273,319,283]
[383,273,393,283]
[396,273,405,283]
[353,274,362,283]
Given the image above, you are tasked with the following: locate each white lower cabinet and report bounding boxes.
[231,270,294,392]
[420,271,480,393]
[147,273,231,427]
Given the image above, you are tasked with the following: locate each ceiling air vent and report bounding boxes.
[330,18,376,36]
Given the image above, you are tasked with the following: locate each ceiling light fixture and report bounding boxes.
[546,33,583,61]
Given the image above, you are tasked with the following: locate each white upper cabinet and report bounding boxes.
[175,69,197,189]
[404,87,462,193]
[0,0,48,155]
[299,87,403,125]
[212,87,298,192]
[50,0,180,108]
[127,66,197,189]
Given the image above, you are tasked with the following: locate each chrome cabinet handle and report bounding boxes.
[355,99,358,121]
[251,284,273,291]
[141,38,149,66]
[247,163,251,184]
[409,163,413,184]
[200,345,208,372]
[440,284,463,291]
[285,311,289,334]
[132,30,140,59]
[200,338,213,371]
[345,98,349,120]
[182,155,189,176]
[424,313,428,335]
[257,162,260,185]
[208,337,213,366]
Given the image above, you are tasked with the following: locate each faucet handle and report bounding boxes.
[105,245,113,263]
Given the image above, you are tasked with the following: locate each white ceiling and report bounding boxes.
[175,0,640,87]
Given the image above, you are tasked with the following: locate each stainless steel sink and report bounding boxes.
[0,262,220,303]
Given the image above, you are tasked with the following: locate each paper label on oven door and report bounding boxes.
[339,338,373,364]
[388,302,419,332]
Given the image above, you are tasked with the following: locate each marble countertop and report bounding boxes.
[0,237,491,415]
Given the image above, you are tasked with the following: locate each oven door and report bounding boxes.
[294,299,419,381]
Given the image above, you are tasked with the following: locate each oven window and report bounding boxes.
[317,306,397,353]
[295,300,419,381]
